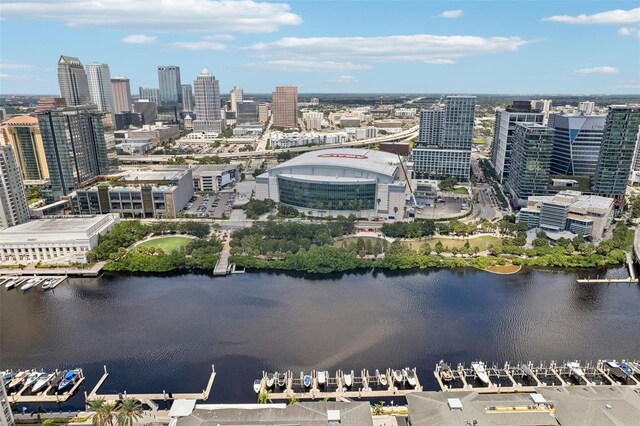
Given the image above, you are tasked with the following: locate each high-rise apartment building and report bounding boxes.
[0,375,15,426]
[506,123,554,206]
[490,102,544,182]
[0,145,30,229]
[230,86,244,113]
[272,86,298,128]
[111,77,132,114]
[1,116,49,180]
[85,63,114,113]
[592,105,640,200]
[193,68,224,132]
[38,106,109,200]
[158,65,182,106]
[57,55,91,106]
[578,101,595,115]
[548,113,606,177]
[531,99,552,124]
[412,96,476,180]
[303,111,323,131]
[139,87,160,104]
[259,103,270,124]
[182,84,194,111]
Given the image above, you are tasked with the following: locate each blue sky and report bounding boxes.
[0,0,639,95]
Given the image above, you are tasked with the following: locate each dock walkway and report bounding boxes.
[213,242,231,276]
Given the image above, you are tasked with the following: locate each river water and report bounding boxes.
[1,267,639,409]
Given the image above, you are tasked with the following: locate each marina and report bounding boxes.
[2,368,85,403]
[1,275,67,291]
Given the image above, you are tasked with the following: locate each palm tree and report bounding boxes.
[30,405,47,424]
[257,390,272,404]
[89,398,116,426]
[116,398,143,426]
[393,206,399,217]
[287,395,299,405]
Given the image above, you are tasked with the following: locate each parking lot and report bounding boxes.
[183,192,236,218]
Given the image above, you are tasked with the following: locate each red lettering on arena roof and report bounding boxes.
[317,153,368,160]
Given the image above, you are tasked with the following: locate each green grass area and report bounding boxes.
[334,236,384,247]
[452,187,469,195]
[624,227,635,251]
[138,236,194,252]
[404,235,502,251]
[473,138,486,144]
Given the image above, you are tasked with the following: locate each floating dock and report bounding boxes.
[257,368,422,400]
[85,365,216,402]
[5,369,85,403]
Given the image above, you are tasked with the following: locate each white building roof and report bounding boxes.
[0,215,118,244]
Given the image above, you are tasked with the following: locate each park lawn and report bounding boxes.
[452,187,469,195]
[404,235,502,251]
[138,236,194,252]
[334,236,385,247]
[624,228,635,251]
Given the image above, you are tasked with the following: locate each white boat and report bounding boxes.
[392,369,403,385]
[23,371,44,390]
[5,278,19,289]
[277,372,286,388]
[32,372,55,393]
[472,362,490,386]
[265,373,275,388]
[567,361,585,378]
[405,368,417,387]
[520,363,536,379]
[343,372,353,388]
[253,379,261,393]
[317,370,326,386]
[439,361,453,382]
[361,375,370,391]
[41,279,54,290]
[629,361,640,375]
[303,374,312,388]
[21,278,38,291]
[377,369,388,387]
[7,370,29,391]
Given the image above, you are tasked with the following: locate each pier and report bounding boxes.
[0,262,104,277]
[2,275,68,290]
[85,365,216,402]
[6,369,85,403]
[577,252,639,284]
[213,242,231,276]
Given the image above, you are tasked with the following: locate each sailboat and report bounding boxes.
[438,361,453,382]
[471,362,490,386]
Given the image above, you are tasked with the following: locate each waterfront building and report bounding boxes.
[272,86,298,128]
[229,86,244,113]
[268,131,348,148]
[547,113,606,177]
[182,84,194,111]
[70,168,193,218]
[38,106,109,200]
[133,100,158,124]
[85,63,114,114]
[57,55,91,107]
[193,68,224,133]
[36,97,66,113]
[578,101,596,115]
[592,105,640,202]
[303,111,323,131]
[517,190,614,240]
[255,148,408,219]
[0,379,15,426]
[412,96,476,180]
[258,102,269,123]
[111,77,132,114]
[490,102,544,182]
[138,87,160,105]
[0,214,119,263]
[505,123,554,206]
[191,164,241,192]
[1,115,49,180]
[0,145,30,229]
[158,65,182,106]
[236,101,259,124]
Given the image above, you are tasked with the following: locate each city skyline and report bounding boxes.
[0,1,639,95]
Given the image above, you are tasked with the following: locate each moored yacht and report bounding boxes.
[316,370,326,387]
[438,361,453,382]
[265,373,275,389]
[392,369,403,385]
[57,369,79,393]
[405,368,417,387]
[32,372,56,393]
[253,379,261,394]
[567,361,585,379]
[303,374,312,388]
[277,372,287,388]
[343,372,353,388]
[471,362,490,386]
[376,369,388,387]
[24,371,45,391]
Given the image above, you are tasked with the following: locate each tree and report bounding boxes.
[372,401,386,415]
[434,241,444,254]
[89,398,117,426]
[438,178,457,192]
[116,398,143,426]
[31,405,47,424]
[393,206,399,217]
[257,390,272,404]
[288,395,299,405]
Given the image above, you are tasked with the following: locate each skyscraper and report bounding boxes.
[506,123,554,206]
[258,103,269,124]
[230,86,244,113]
[85,63,114,114]
[490,102,544,182]
[0,145,30,229]
[1,115,49,180]
[592,105,640,201]
[237,101,259,124]
[158,65,182,106]
[193,68,224,132]
[139,87,160,104]
[412,96,476,180]
[57,55,91,106]
[548,113,606,177]
[38,106,109,200]
[111,77,132,114]
[182,84,194,111]
[272,86,298,128]
[133,100,158,124]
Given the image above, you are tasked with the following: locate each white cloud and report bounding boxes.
[543,7,640,25]
[0,73,12,78]
[203,34,235,41]
[439,10,463,19]
[615,80,640,89]
[0,0,302,33]
[327,75,359,84]
[246,60,372,72]
[246,34,531,70]
[121,34,156,44]
[617,26,640,38]
[0,60,36,70]
[574,66,619,75]
[170,40,227,51]
[424,58,456,64]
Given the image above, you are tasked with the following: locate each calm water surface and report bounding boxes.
[1,267,639,408]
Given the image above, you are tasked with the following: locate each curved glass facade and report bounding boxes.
[278,176,376,210]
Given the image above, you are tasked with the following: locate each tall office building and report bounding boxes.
[490,102,544,182]
[38,106,109,200]
[0,145,30,229]
[1,116,49,180]
[111,77,132,114]
[412,96,476,180]
[158,65,182,106]
[578,101,595,115]
[182,84,194,111]
[133,100,158,124]
[272,86,298,128]
[236,101,259,124]
[57,55,91,106]
[193,68,224,132]
[85,63,114,114]
[548,113,606,177]
[259,103,269,124]
[592,105,640,200]
[0,374,15,426]
[230,86,244,113]
[506,123,554,206]
[139,87,160,104]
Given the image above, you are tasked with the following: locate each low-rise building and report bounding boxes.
[517,190,614,240]
[0,214,119,263]
[355,127,379,140]
[191,164,241,192]
[395,108,417,118]
[233,123,264,137]
[269,131,348,149]
[116,139,152,155]
[128,122,180,146]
